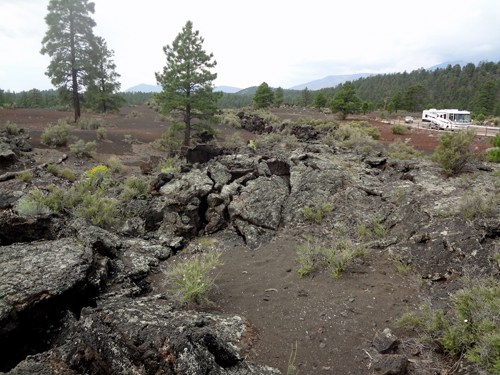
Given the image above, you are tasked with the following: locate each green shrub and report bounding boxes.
[488,134,500,162]
[81,165,112,187]
[47,163,59,176]
[5,121,19,135]
[430,129,478,175]
[73,189,119,226]
[157,156,180,173]
[297,236,365,279]
[154,114,167,122]
[120,176,149,201]
[108,156,127,174]
[284,135,300,151]
[125,110,142,118]
[220,113,241,128]
[384,139,422,160]
[301,201,333,224]
[225,133,245,148]
[392,255,411,275]
[458,191,497,220]
[77,117,103,129]
[59,168,75,182]
[96,127,107,140]
[380,112,386,119]
[41,122,73,147]
[372,216,387,238]
[390,124,408,135]
[15,199,52,217]
[476,114,486,124]
[16,171,33,183]
[395,277,500,373]
[167,251,223,303]
[69,139,96,157]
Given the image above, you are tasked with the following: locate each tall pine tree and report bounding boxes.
[155,21,221,146]
[41,0,97,122]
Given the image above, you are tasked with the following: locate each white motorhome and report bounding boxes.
[422,109,471,130]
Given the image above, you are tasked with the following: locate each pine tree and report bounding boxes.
[387,101,395,114]
[85,36,124,113]
[313,92,327,109]
[475,80,498,115]
[155,21,221,146]
[361,101,369,114]
[301,87,312,107]
[41,0,97,122]
[274,87,284,107]
[329,81,362,120]
[253,82,274,109]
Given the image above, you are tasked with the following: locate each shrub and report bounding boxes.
[220,113,241,128]
[380,112,386,119]
[125,110,142,118]
[384,139,422,160]
[154,114,167,122]
[301,201,333,224]
[59,168,75,182]
[157,156,180,173]
[78,117,103,129]
[73,189,119,226]
[120,176,149,201]
[96,127,107,140]
[283,135,300,151]
[392,255,411,275]
[297,236,365,279]
[390,124,408,135]
[16,171,33,183]
[167,251,223,303]
[15,199,52,217]
[108,156,127,174]
[458,191,497,220]
[69,139,96,157]
[47,163,60,176]
[395,276,500,374]
[5,121,19,135]
[430,129,478,175]
[372,216,387,237]
[225,133,245,148]
[476,114,486,124]
[41,122,73,147]
[488,134,500,162]
[81,165,112,187]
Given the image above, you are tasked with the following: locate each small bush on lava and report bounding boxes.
[430,129,478,175]
[390,124,408,135]
[301,201,333,224]
[15,199,52,217]
[167,251,223,304]
[41,122,73,147]
[384,139,422,160]
[395,276,500,374]
[69,139,96,158]
[16,171,33,183]
[5,121,19,135]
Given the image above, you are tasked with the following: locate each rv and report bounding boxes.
[422,109,471,130]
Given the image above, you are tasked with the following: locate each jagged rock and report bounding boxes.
[205,193,227,234]
[8,296,283,375]
[290,124,320,141]
[159,168,213,205]
[365,156,387,167]
[0,238,93,333]
[0,214,61,245]
[373,354,407,375]
[233,219,275,250]
[183,144,224,164]
[69,218,122,258]
[228,175,289,230]
[373,328,399,354]
[120,217,146,237]
[208,162,232,191]
[283,153,345,225]
[147,172,173,194]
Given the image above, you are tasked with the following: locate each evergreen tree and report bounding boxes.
[0,89,5,107]
[313,92,327,109]
[403,84,427,112]
[85,36,124,112]
[329,81,362,120]
[387,101,395,114]
[41,0,97,122]
[361,101,369,114]
[253,82,274,109]
[301,87,312,107]
[475,80,498,115]
[392,91,404,113]
[155,21,221,146]
[274,87,284,107]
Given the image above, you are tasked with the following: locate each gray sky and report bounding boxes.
[1,0,500,92]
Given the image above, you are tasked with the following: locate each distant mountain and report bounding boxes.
[214,85,242,93]
[426,60,469,71]
[125,84,162,93]
[235,86,258,95]
[289,73,374,91]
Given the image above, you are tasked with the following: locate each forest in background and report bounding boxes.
[1,61,499,116]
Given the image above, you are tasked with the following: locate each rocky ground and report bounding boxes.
[0,106,499,375]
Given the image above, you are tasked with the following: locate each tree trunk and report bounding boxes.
[72,70,80,122]
[184,104,191,146]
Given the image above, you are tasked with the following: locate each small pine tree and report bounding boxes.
[253,82,274,109]
[313,92,327,109]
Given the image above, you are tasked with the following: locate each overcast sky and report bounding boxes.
[1,0,500,93]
